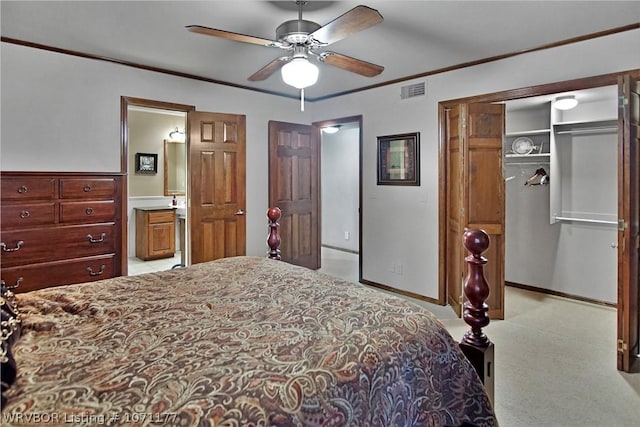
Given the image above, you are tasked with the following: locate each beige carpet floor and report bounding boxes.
[319,247,640,427]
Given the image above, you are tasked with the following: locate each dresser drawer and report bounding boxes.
[148,210,176,224]
[1,254,115,293]
[59,178,117,199]
[1,177,56,201]
[1,202,56,228]
[60,200,116,223]
[1,223,116,267]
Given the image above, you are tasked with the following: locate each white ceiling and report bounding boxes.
[2,1,638,99]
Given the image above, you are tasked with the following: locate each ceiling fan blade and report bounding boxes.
[310,5,383,45]
[248,57,290,81]
[186,25,276,47]
[320,52,383,77]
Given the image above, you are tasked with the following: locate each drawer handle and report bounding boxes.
[17,185,28,194]
[87,265,106,276]
[87,233,106,243]
[83,184,92,192]
[0,277,23,290]
[1,241,24,252]
[19,210,30,219]
[85,207,94,215]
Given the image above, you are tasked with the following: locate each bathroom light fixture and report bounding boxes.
[169,127,186,142]
[554,95,578,110]
[322,125,341,134]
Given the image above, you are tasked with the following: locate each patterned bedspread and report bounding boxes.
[3,257,496,426]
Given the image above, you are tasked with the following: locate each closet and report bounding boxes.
[504,86,618,304]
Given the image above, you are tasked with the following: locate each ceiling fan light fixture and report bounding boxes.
[554,95,578,110]
[281,57,319,89]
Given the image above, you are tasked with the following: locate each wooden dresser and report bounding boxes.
[0,172,124,293]
[135,207,176,261]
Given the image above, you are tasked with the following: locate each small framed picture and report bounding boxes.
[135,152,158,174]
[377,132,420,186]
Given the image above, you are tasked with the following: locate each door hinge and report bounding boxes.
[619,96,628,108]
[617,339,628,352]
[618,219,627,231]
[459,295,464,305]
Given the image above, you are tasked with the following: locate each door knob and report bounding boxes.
[235,209,246,216]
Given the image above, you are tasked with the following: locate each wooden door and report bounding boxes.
[446,105,467,316]
[189,111,246,264]
[445,103,505,320]
[268,121,320,269]
[617,75,640,372]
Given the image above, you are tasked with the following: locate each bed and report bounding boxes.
[1,209,497,426]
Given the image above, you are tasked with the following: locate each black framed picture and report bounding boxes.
[377,132,420,186]
[135,152,158,174]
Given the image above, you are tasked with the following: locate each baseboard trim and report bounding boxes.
[505,281,616,308]
[321,244,359,255]
[360,278,442,306]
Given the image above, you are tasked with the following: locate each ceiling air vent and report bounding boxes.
[400,82,426,100]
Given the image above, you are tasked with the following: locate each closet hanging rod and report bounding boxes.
[553,215,617,225]
[555,126,617,135]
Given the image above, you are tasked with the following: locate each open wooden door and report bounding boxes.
[617,75,640,372]
[445,103,505,320]
[268,120,320,269]
[446,105,467,316]
[189,111,246,264]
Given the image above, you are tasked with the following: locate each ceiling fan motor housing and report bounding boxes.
[276,20,321,45]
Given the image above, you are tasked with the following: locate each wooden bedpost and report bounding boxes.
[267,207,282,260]
[459,228,495,404]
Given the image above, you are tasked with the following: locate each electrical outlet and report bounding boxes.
[344,231,350,240]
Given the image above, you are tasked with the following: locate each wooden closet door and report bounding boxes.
[466,103,505,320]
[617,75,639,372]
[445,103,505,320]
[446,105,467,316]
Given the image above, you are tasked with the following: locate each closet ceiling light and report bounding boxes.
[554,95,578,110]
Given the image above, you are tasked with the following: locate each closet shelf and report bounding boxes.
[553,119,617,135]
[505,129,551,137]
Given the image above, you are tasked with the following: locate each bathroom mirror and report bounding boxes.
[164,140,186,196]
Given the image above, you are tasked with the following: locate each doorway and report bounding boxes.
[268,116,363,280]
[438,71,639,372]
[503,86,618,306]
[318,119,362,283]
[121,97,194,275]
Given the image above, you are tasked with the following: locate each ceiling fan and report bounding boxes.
[186,1,384,90]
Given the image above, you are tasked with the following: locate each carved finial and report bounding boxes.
[267,207,282,260]
[461,228,491,348]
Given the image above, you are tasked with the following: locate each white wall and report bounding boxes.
[2,30,639,299]
[321,127,359,252]
[311,29,640,298]
[0,42,306,258]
